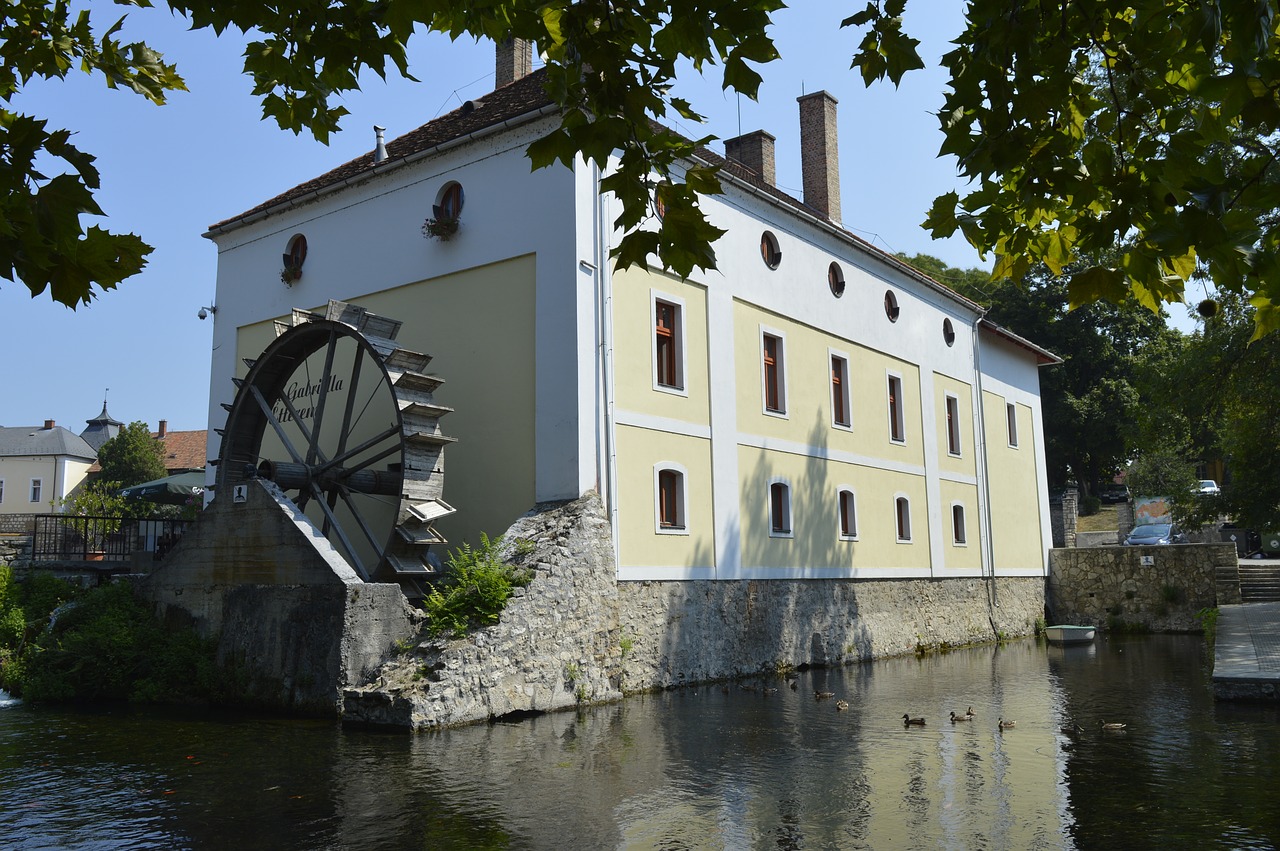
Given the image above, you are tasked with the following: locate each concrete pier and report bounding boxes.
[1213,601,1280,701]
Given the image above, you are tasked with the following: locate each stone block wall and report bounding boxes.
[1050,489,1078,548]
[0,515,35,535]
[1047,543,1237,632]
[345,492,1046,730]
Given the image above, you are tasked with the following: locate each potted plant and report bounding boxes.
[280,265,303,286]
[422,204,460,241]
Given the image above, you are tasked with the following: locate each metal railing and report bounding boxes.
[30,515,187,563]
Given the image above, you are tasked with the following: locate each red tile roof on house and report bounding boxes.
[156,430,208,473]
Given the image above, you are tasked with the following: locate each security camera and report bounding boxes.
[198,307,209,320]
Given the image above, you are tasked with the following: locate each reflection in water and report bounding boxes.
[2,636,1279,849]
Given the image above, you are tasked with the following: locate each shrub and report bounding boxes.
[421,533,533,639]
[1079,495,1102,516]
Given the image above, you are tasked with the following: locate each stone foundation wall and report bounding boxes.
[344,492,1047,730]
[0,515,35,535]
[1047,543,1238,632]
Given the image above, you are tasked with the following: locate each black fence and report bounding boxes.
[31,515,188,563]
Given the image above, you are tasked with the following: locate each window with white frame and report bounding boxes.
[654,465,687,533]
[895,495,912,542]
[831,353,851,428]
[653,295,685,392]
[838,488,857,540]
[1006,401,1019,448]
[0,479,5,504]
[769,481,792,536]
[762,330,787,415]
[945,394,961,456]
[952,503,968,545]
[30,478,42,503]
[887,374,905,443]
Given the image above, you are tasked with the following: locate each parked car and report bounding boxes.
[1197,479,1221,495]
[1124,523,1189,546]
[1099,486,1130,504]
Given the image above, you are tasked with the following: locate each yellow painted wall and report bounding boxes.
[737,446,931,571]
[611,266,710,426]
[938,479,982,571]
[614,425,714,569]
[933,374,977,478]
[983,393,1045,570]
[733,301,925,468]
[232,255,537,551]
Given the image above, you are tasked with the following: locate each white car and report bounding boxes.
[1197,479,1220,495]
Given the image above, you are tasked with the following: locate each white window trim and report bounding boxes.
[945,392,962,457]
[894,493,912,543]
[651,290,688,396]
[768,477,794,539]
[0,478,5,504]
[951,501,968,546]
[837,485,858,541]
[653,462,689,535]
[829,347,852,431]
[1006,401,1020,448]
[887,371,906,445]
[29,478,42,504]
[760,325,788,418]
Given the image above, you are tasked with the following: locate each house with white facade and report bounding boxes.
[203,42,1058,585]
[0,420,97,516]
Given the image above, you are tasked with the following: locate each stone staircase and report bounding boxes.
[1238,562,1280,603]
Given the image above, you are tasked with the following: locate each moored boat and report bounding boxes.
[1044,624,1096,645]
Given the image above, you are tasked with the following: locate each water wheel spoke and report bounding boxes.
[334,487,392,560]
[310,484,371,581]
[249,385,308,465]
[315,425,402,479]
[334,345,365,460]
[305,331,340,467]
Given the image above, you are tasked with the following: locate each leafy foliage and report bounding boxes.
[421,533,532,640]
[850,0,1280,336]
[95,421,166,488]
[0,567,81,694]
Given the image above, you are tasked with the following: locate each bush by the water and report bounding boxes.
[1,568,238,705]
[420,534,533,639]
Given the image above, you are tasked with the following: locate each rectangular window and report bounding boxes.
[763,333,786,414]
[838,489,857,539]
[952,504,967,545]
[1006,402,1019,448]
[658,468,685,530]
[30,478,42,503]
[895,496,912,542]
[945,394,961,456]
[0,479,4,504]
[654,299,683,391]
[770,482,791,535]
[888,375,905,443]
[831,354,850,428]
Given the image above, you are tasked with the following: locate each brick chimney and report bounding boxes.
[797,91,841,223]
[43,419,55,430]
[724,130,777,186]
[496,37,533,88]
[158,419,168,438]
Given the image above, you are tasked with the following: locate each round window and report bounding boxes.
[435,181,464,220]
[828,262,845,298]
[943,318,956,346]
[760,231,782,269]
[884,290,900,322]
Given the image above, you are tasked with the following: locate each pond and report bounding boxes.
[2,634,1278,849]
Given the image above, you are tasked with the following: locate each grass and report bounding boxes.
[1076,504,1119,533]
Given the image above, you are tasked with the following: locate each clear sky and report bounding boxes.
[1,3,1200,440]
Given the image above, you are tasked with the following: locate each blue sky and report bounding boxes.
[0,3,1200,440]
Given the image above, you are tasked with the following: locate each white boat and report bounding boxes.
[1044,624,1096,645]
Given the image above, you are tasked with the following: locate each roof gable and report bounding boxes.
[0,425,97,461]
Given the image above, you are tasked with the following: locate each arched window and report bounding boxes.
[895,496,912,542]
[838,488,857,540]
[770,481,792,536]
[952,503,967,545]
[760,231,782,269]
[654,465,687,533]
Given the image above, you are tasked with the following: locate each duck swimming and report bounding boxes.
[1100,720,1127,730]
[903,713,926,726]
[835,700,849,711]
[949,711,971,723]
[998,718,1016,729]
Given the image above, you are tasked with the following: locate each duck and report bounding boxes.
[835,699,849,711]
[787,679,798,691]
[966,706,976,717]
[903,713,926,726]
[998,718,1016,729]
[1100,720,1127,730]
[815,691,836,700]
[949,711,971,723]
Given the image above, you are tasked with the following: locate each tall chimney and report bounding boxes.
[373,125,388,163]
[158,420,168,438]
[496,37,533,88]
[724,130,777,186]
[797,91,841,223]
[43,419,55,430]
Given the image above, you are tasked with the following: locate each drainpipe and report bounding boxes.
[592,162,620,563]
[972,313,999,616]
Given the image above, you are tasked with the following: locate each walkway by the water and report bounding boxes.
[1214,600,1280,700]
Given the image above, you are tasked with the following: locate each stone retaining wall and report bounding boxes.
[0,515,35,535]
[1047,543,1238,632]
[344,492,1046,730]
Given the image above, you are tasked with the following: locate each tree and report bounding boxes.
[95,421,165,488]
[12,0,1280,332]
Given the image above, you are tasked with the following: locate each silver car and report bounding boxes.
[1124,523,1189,545]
